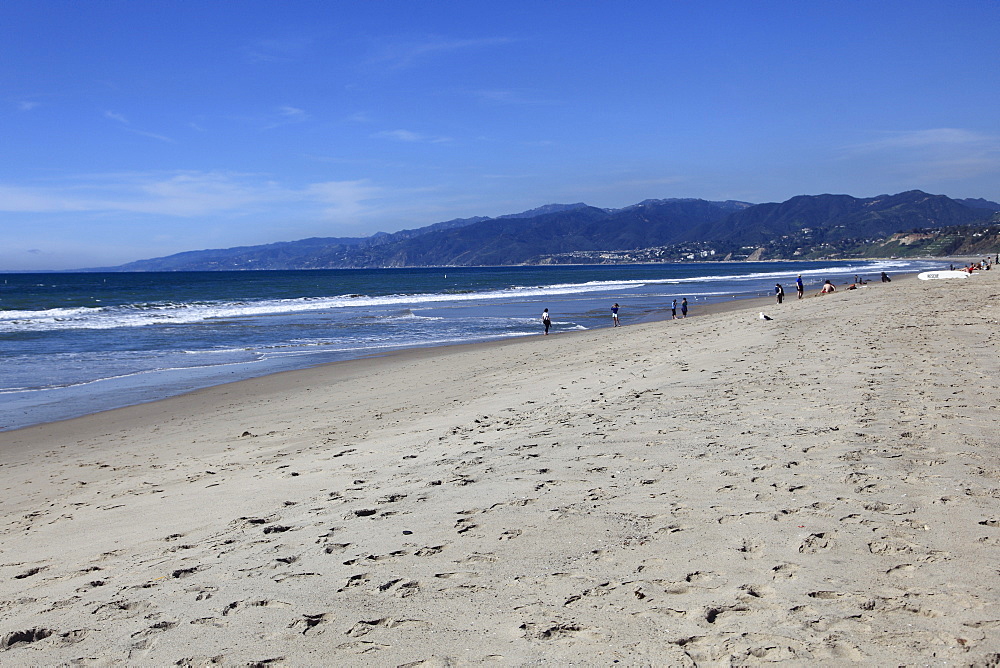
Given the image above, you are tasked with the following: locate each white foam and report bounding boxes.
[0,260,921,334]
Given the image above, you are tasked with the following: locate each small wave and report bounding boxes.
[0,351,266,394]
[0,260,930,334]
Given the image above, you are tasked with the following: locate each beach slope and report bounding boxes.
[1,272,999,665]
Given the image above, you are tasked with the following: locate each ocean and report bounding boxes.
[0,259,938,431]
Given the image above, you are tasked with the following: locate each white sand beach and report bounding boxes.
[1,270,999,666]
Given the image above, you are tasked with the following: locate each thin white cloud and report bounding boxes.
[304,180,382,217]
[279,105,306,119]
[481,173,536,180]
[104,110,175,142]
[844,128,1000,182]
[475,89,555,106]
[373,129,452,144]
[849,128,996,152]
[259,105,310,130]
[0,172,381,220]
[369,36,513,69]
[127,129,176,143]
[18,100,40,111]
[241,36,313,64]
[347,111,373,123]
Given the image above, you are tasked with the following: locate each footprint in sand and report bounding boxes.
[414,545,447,557]
[378,579,419,597]
[345,617,429,638]
[454,518,478,534]
[771,563,799,579]
[520,622,602,642]
[222,599,292,616]
[798,531,835,553]
[289,612,329,636]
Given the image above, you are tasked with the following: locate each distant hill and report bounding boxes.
[698,190,991,259]
[849,221,1000,258]
[98,191,995,271]
[956,198,1000,211]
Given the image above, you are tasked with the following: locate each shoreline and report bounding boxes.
[2,267,997,664]
[2,270,906,435]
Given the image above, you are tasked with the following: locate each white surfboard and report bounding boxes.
[917,270,971,280]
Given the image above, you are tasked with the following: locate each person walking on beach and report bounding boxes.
[542,308,551,335]
[680,298,688,318]
[775,283,784,304]
[671,299,678,319]
[611,303,620,327]
[796,275,804,300]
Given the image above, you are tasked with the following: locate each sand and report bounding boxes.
[1,270,999,666]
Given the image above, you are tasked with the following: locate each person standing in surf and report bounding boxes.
[671,299,678,319]
[796,275,804,300]
[542,308,551,335]
[611,303,620,327]
[680,298,688,318]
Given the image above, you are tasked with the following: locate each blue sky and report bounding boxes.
[2,0,999,270]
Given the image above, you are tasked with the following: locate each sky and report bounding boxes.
[2,0,999,270]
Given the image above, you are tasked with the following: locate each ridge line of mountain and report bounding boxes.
[90,191,1000,271]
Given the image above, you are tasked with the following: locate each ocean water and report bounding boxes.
[0,260,937,431]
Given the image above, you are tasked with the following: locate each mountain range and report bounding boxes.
[103,191,1000,271]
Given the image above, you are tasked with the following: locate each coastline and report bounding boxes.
[1,266,910,434]
[2,267,997,664]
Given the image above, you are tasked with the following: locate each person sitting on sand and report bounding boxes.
[819,280,836,295]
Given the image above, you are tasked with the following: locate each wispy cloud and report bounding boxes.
[849,128,996,152]
[17,100,40,112]
[242,36,313,64]
[0,171,381,220]
[279,105,306,119]
[481,173,537,180]
[304,180,382,217]
[104,110,176,143]
[129,129,176,143]
[475,89,555,106]
[369,36,513,69]
[373,129,452,144]
[844,128,1000,181]
[258,105,310,130]
[347,111,374,123]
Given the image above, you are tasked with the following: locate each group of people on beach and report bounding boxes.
[774,275,804,304]
[544,267,906,334]
[773,272,894,304]
[541,297,688,334]
[952,257,995,273]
